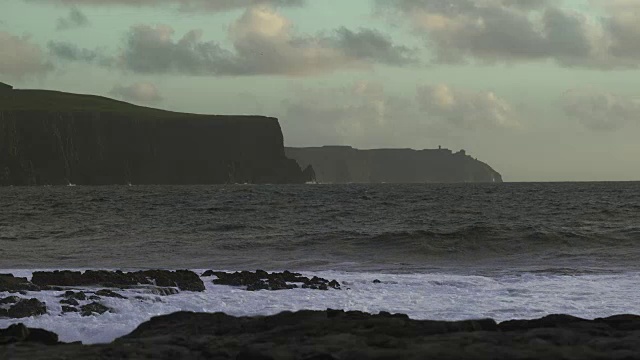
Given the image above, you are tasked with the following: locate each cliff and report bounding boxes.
[285,146,503,183]
[0,86,309,185]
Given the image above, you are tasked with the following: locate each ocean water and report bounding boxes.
[1,183,640,343]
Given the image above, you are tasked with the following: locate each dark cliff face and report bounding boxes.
[285,146,503,184]
[0,89,308,185]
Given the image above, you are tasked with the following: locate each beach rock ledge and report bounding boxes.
[3,310,640,359]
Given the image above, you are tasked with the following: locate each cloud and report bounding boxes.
[416,84,518,129]
[48,41,102,62]
[109,82,163,104]
[281,81,419,147]
[25,0,304,12]
[0,31,52,80]
[562,89,640,131]
[376,0,640,69]
[56,7,89,30]
[53,6,415,76]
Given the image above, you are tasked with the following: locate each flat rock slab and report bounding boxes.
[4,310,640,359]
[204,270,341,291]
[0,274,40,292]
[31,270,205,292]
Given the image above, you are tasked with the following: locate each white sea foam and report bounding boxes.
[1,270,639,344]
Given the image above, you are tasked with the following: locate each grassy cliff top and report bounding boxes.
[0,88,274,122]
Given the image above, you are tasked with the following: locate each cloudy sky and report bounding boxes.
[1,0,639,181]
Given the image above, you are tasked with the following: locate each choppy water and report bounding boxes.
[2,183,640,343]
[1,182,639,273]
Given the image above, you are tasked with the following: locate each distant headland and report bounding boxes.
[286,146,502,183]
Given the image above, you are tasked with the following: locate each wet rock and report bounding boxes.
[60,298,79,306]
[62,291,87,301]
[149,287,180,296]
[210,270,340,291]
[0,274,39,292]
[80,302,111,317]
[5,311,640,358]
[5,298,47,318]
[373,279,381,284]
[0,324,58,345]
[95,289,127,299]
[61,306,79,313]
[89,295,101,301]
[0,295,21,305]
[31,270,205,292]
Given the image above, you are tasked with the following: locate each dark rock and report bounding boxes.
[0,88,309,186]
[150,287,180,296]
[89,295,101,301]
[62,291,87,301]
[301,164,316,183]
[0,295,21,304]
[372,279,381,284]
[137,270,205,292]
[60,298,79,306]
[0,323,28,345]
[499,314,590,331]
[62,306,79,313]
[201,270,216,277]
[5,298,47,318]
[25,328,59,345]
[32,270,205,292]
[0,323,58,345]
[210,270,340,291]
[595,314,640,331]
[6,311,640,358]
[95,289,127,299]
[80,302,111,317]
[236,349,274,360]
[0,273,39,292]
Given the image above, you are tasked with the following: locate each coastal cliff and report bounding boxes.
[0,85,309,185]
[285,146,503,183]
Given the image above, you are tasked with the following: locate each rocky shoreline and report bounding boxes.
[0,270,341,319]
[2,269,640,359]
[3,310,640,359]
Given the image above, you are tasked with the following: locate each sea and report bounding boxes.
[1,182,639,343]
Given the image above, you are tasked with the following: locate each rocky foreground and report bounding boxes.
[2,310,640,359]
[3,269,640,359]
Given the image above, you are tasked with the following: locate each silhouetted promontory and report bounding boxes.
[286,146,503,183]
[0,84,310,185]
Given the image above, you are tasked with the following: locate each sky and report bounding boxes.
[1,0,639,182]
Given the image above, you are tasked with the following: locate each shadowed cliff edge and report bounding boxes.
[286,146,503,184]
[0,83,310,185]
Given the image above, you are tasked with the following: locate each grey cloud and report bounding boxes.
[47,41,115,66]
[0,31,52,80]
[110,82,163,104]
[26,0,304,12]
[48,41,100,62]
[603,1,640,59]
[332,27,418,66]
[118,25,237,75]
[56,7,89,30]
[377,0,640,69]
[56,7,415,76]
[416,84,519,129]
[562,89,640,131]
